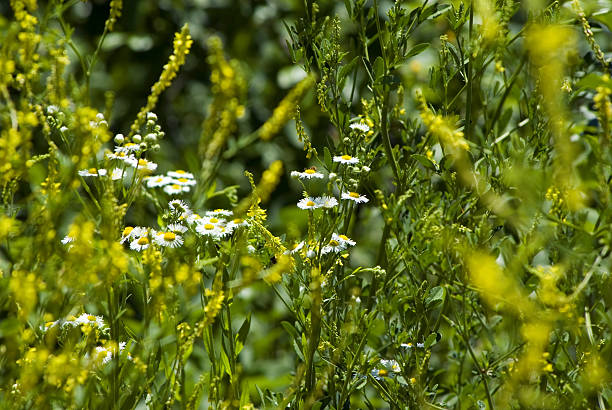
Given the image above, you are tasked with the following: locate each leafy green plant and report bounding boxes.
[1,0,612,409]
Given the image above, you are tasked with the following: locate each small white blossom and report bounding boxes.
[349,122,370,133]
[78,168,107,177]
[341,191,369,203]
[145,175,173,188]
[61,235,75,245]
[167,170,194,179]
[291,169,324,179]
[333,154,359,164]
[153,231,184,248]
[297,197,319,210]
[171,177,197,186]
[163,183,190,195]
[314,196,338,209]
[206,209,233,218]
[127,157,157,172]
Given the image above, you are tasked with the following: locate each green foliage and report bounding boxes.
[1,0,612,409]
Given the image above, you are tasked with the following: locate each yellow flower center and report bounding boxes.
[163,232,176,241]
[126,143,136,147]
[87,315,96,321]
[214,209,224,212]
[339,235,349,241]
[155,177,163,182]
[305,169,315,174]
[233,218,243,224]
[178,178,189,183]
[349,192,360,198]
[122,227,134,237]
[341,155,352,161]
[137,237,149,245]
[175,170,185,174]
[138,159,148,166]
[172,184,180,189]
[204,224,215,230]
[210,218,219,223]
[306,200,315,207]
[379,369,388,377]
[88,168,97,174]
[118,152,126,157]
[329,240,340,246]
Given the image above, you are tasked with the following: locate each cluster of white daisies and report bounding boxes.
[120,200,249,251]
[42,314,131,366]
[293,154,369,210]
[287,153,369,257]
[144,170,197,195]
[43,313,108,333]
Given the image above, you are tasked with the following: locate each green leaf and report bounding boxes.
[425,286,445,308]
[235,314,251,355]
[412,153,437,171]
[373,56,385,81]
[323,146,332,169]
[424,332,441,349]
[405,43,429,59]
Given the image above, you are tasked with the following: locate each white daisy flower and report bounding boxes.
[78,168,108,177]
[163,183,190,195]
[92,342,129,365]
[120,226,147,244]
[333,154,359,164]
[168,200,191,215]
[73,313,107,330]
[145,175,173,188]
[153,231,184,248]
[166,223,188,233]
[321,233,356,254]
[114,143,141,153]
[380,359,401,373]
[130,235,151,251]
[171,177,197,186]
[206,209,233,217]
[341,191,369,203]
[61,235,75,245]
[284,241,304,255]
[106,151,135,162]
[195,218,228,238]
[227,217,249,230]
[195,222,222,237]
[297,197,319,210]
[350,122,370,133]
[111,168,125,181]
[291,169,324,179]
[315,196,338,209]
[183,213,202,225]
[127,157,158,172]
[167,170,195,179]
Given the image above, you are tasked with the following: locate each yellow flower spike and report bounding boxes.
[130,24,192,134]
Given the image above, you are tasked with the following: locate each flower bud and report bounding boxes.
[114,134,125,144]
[132,134,142,143]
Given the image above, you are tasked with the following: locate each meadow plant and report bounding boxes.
[1,0,612,409]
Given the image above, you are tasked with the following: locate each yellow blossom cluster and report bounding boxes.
[257,75,315,141]
[130,24,193,135]
[416,90,469,151]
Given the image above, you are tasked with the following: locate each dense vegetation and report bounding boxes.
[1,0,612,408]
